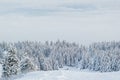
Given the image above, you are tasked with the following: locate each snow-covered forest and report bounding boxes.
[0,41,120,79]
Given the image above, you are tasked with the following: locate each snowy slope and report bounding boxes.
[0,64,120,80]
[15,70,120,80]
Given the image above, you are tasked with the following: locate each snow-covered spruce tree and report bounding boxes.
[2,48,19,78]
[20,52,35,73]
[20,58,35,73]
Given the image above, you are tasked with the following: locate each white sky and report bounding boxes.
[0,0,120,45]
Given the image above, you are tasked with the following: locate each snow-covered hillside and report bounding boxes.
[1,41,120,79]
[0,66,119,80]
[15,70,120,80]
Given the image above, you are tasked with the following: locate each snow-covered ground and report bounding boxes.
[0,66,120,80]
[15,67,120,80]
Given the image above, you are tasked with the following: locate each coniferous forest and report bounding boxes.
[0,41,120,78]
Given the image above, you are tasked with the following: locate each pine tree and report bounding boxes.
[2,48,19,78]
[20,52,35,73]
[20,58,35,73]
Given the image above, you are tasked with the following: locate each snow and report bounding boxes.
[15,69,120,80]
[0,65,119,80]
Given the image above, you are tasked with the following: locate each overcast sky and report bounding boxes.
[0,0,120,45]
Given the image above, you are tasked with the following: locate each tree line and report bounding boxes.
[0,41,120,78]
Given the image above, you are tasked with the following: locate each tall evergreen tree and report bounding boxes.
[2,48,19,78]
